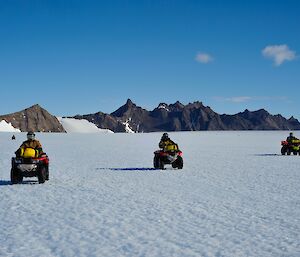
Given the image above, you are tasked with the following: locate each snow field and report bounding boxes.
[0,131,299,257]
[57,118,113,133]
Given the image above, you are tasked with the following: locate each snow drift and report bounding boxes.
[0,120,21,132]
[58,117,113,133]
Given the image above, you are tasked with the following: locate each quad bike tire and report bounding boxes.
[45,166,49,180]
[153,155,164,170]
[38,166,47,184]
[11,168,23,184]
[172,156,183,169]
[281,147,286,155]
[177,156,183,169]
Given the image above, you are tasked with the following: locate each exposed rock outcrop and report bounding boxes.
[0,104,66,132]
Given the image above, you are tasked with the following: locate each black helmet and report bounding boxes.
[27,131,35,140]
[290,132,293,136]
[162,132,169,140]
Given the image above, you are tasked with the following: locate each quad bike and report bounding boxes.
[11,153,49,184]
[281,139,300,155]
[153,149,183,170]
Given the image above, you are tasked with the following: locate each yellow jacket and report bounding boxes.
[16,139,43,158]
[159,139,179,152]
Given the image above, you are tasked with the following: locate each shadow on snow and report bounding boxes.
[253,153,281,156]
[0,180,38,186]
[0,180,11,186]
[96,167,167,171]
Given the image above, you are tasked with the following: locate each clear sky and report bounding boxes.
[0,0,299,119]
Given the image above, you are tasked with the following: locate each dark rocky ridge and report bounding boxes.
[71,99,300,132]
[2,101,298,133]
[0,104,66,132]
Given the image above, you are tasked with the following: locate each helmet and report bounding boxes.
[27,131,35,140]
[162,132,169,140]
[290,132,293,136]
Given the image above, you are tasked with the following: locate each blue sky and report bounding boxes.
[0,0,299,119]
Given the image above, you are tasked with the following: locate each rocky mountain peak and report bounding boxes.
[169,101,184,111]
[111,99,138,117]
[186,101,204,109]
[254,108,269,114]
[0,104,65,132]
[23,104,44,113]
[125,98,134,107]
[155,103,170,112]
[287,116,300,129]
[28,103,41,108]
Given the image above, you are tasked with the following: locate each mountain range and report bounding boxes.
[71,99,300,132]
[0,100,299,132]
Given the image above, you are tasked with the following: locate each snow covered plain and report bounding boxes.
[0,131,299,257]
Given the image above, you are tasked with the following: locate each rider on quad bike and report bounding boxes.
[15,131,44,158]
[154,133,183,169]
[11,131,49,184]
[159,133,177,152]
[287,132,298,144]
[281,132,300,155]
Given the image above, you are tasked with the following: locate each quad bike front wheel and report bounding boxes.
[45,166,49,180]
[153,155,164,169]
[172,156,183,169]
[176,156,183,169]
[38,166,47,184]
[11,169,23,184]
